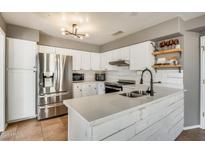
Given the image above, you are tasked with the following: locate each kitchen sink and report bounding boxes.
[119,90,150,98]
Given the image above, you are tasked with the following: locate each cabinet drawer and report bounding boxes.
[97,83,105,88]
[73,84,82,90]
[73,89,82,98]
[140,94,184,119]
[103,124,136,141]
[83,83,97,88]
[37,103,67,120]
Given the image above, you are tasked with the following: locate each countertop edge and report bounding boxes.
[63,89,184,126]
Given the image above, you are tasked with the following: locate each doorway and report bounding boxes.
[200,36,205,129]
[0,27,5,132]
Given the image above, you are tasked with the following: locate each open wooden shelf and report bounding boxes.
[152,48,183,56]
[152,64,182,68]
[152,64,182,73]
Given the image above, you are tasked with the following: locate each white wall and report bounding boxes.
[106,67,183,89]
[0,27,5,132]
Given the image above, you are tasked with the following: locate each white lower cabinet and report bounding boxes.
[68,92,184,141]
[73,84,83,98]
[82,83,97,97]
[73,82,105,98]
[7,70,36,122]
[97,82,105,95]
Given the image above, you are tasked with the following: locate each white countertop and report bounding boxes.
[64,84,184,124]
[72,81,105,84]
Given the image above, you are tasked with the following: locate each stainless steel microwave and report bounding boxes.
[95,73,106,81]
[73,73,84,81]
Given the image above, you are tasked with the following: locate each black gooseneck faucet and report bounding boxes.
[140,68,154,96]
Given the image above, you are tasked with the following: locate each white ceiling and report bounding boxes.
[2,12,205,45]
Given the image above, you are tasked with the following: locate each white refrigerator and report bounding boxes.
[7,38,37,122]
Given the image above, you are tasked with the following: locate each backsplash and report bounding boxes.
[73,67,183,89]
[106,67,183,89]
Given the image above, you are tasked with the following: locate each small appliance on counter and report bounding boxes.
[95,73,106,81]
[73,73,84,81]
[105,80,135,93]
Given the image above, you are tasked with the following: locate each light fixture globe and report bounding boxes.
[60,24,89,39]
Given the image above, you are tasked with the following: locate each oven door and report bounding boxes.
[105,86,122,93]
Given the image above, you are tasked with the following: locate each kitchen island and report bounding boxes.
[63,84,184,141]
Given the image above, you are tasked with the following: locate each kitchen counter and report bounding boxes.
[64,84,183,124]
[64,84,184,141]
[72,81,105,84]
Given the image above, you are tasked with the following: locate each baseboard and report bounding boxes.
[7,115,37,124]
[183,125,200,130]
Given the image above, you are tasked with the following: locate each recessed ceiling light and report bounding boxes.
[85,33,89,37]
[61,28,65,31]
[61,31,66,35]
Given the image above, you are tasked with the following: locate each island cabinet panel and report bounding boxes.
[103,96,184,141]
[92,110,142,140]
[67,91,184,141]
[68,108,92,141]
[131,103,183,141]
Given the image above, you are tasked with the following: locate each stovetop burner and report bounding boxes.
[105,80,136,86]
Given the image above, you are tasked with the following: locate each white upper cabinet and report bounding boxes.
[38,45,55,54]
[37,40,153,71]
[7,38,37,69]
[70,49,82,71]
[100,52,108,70]
[120,47,130,60]
[90,53,101,70]
[112,49,122,61]
[55,47,71,55]
[106,51,117,70]
[129,41,154,70]
[81,51,91,70]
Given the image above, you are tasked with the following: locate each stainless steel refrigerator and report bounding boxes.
[37,53,72,120]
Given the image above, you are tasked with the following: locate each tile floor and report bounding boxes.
[1,115,205,141]
[176,128,205,141]
[0,115,68,141]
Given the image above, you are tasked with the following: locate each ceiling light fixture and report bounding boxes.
[61,24,89,39]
